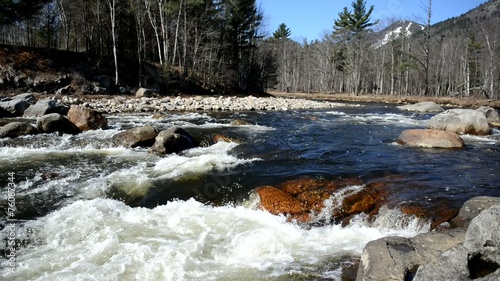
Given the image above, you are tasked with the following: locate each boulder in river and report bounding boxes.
[0,121,38,138]
[397,129,464,149]
[149,127,199,155]
[428,109,490,135]
[356,197,500,281]
[112,126,159,148]
[413,204,500,281]
[397,101,444,113]
[36,113,81,135]
[23,99,69,117]
[0,93,36,117]
[67,105,108,131]
[254,177,387,225]
[477,106,500,123]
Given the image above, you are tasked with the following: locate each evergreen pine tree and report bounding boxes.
[273,23,291,40]
[334,0,377,34]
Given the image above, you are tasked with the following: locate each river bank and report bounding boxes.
[270,91,500,109]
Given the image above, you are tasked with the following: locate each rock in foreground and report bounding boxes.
[397,129,464,149]
[67,105,108,131]
[0,122,38,138]
[149,127,199,155]
[36,113,81,135]
[356,197,500,281]
[112,126,159,148]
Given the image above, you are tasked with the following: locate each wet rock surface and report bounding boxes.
[356,197,500,281]
[149,127,199,155]
[112,126,159,148]
[0,121,38,138]
[36,113,81,135]
[67,105,108,131]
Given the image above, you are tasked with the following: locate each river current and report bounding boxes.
[1,102,499,280]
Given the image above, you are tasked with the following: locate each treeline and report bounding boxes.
[269,0,500,100]
[0,0,272,94]
[1,0,499,100]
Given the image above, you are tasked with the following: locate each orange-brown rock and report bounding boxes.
[278,177,363,195]
[337,185,388,224]
[254,177,388,226]
[296,190,331,213]
[67,105,108,131]
[401,202,460,230]
[255,186,305,215]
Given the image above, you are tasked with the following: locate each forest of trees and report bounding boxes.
[0,0,499,99]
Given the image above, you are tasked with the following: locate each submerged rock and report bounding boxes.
[397,101,444,113]
[67,105,108,131]
[428,109,490,135]
[112,126,159,148]
[0,121,38,138]
[36,113,81,135]
[397,129,464,149]
[149,127,199,155]
[231,119,253,126]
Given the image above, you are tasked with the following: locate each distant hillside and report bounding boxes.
[432,0,500,37]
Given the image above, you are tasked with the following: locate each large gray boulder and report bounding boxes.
[112,126,159,148]
[428,109,490,135]
[67,105,108,131]
[149,127,199,155]
[356,230,465,281]
[0,93,36,117]
[356,197,500,281]
[477,106,500,123]
[0,122,38,138]
[397,101,444,113]
[36,113,81,135]
[397,129,464,149]
[23,99,69,117]
[414,204,500,281]
[450,196,500,228]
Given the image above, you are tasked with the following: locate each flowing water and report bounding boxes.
[1,103,500,280]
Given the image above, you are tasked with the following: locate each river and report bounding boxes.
[1,102,499,280]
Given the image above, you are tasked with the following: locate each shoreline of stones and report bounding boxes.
[58,95,361,113]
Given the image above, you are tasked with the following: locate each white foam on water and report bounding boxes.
[341,113,427,127]
[325,111,347,116]
[153,141,260,179]
[0,146,134,162]
[1,198,427,281]
[460,134,498,145]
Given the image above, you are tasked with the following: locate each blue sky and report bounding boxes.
[257,0,490,41]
